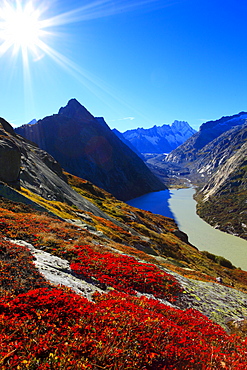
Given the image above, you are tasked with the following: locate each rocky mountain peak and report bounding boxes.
[166,112,247,170]
[119,120,196,154]
[16,100,166,200]
[171,120,193,133]
[58,98,95,123]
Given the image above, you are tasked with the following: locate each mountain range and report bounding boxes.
[1,104,247,367]
[15,99,166,201]
[114,120,196,154]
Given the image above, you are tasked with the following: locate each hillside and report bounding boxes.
[112,128,144,158]
[2,171,247,368]
[2,116,247,367]
[117,120,196,154]
[15,99,166,201]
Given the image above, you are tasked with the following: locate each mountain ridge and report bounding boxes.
[118,120,196,154]
[196,140,247,238]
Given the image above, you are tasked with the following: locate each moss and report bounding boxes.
[18,188,78,219]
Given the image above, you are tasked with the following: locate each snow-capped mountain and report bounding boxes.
[118,121,196,154]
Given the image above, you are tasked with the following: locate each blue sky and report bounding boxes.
[0,0,246,131]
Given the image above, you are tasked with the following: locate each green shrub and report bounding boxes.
[202,251,235,269]
[215,255,235,269]
[202,251,216,262]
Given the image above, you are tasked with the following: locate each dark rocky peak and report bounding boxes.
[58,99,95,123]
[16,100,166,200]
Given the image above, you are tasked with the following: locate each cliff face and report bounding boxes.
[16,99,166,201]
[0,118,21,188]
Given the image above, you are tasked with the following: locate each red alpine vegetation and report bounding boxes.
[70,244,181,302]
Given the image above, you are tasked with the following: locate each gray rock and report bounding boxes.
[0,137,21,187]
[10,239,104,300]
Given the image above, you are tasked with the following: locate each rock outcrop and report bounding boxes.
[11,239,247,331]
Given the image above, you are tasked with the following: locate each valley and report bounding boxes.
[134,113,247,242]
[1,103,247,368]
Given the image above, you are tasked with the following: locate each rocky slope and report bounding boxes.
[16,99,166,201]
[112,128,144,158]
[118,120,196,154]
[196,140,247,239]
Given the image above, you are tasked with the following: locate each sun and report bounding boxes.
[0,0,47,58]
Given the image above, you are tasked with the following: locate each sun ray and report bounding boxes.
[0,0,173,123]
[41,0,168,27]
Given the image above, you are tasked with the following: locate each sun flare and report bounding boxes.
[0,0,48,59]
[3,5,41,49]
[0,0,164,118]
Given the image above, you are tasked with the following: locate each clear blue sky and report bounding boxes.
[0,0,246,131]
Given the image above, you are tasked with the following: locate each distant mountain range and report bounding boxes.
[114,120,196,154]
[15,99,166,201]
